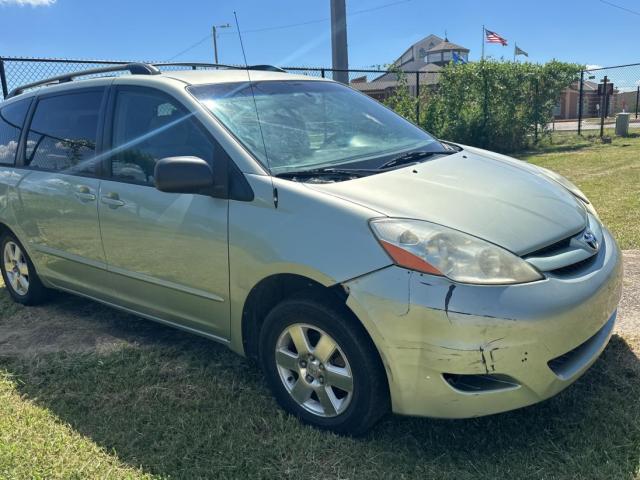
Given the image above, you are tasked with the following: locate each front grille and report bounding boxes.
[528,235,573,257]
[550,254,598,276]
[524,222,602,273]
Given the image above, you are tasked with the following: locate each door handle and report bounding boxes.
[101,192,125,209]
[75,185,96,203]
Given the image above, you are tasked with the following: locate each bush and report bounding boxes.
[384,61,582,153]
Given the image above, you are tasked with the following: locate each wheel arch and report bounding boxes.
[0,221,45,278]
[240,273,349,361]
[0,221,11,239]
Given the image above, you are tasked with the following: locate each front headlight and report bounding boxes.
[536,167,599,219]
[370,219,543,285]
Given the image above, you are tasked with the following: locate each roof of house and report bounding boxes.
[566,79,598,92]
[427,39,470,53]
[372,63,442,83]
[351,68,441,92]
[391,34,443,66]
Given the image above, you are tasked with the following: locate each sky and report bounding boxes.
[0,0,638,70]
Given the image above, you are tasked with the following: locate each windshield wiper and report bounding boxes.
[276,167,377,179]
[276,149,454,179]
[377,150,452,170]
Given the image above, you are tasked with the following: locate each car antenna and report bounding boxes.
[233,11,278,209]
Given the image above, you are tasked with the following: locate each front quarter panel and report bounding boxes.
[228,175,392,354]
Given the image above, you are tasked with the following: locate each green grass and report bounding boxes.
[1,286,640,479]
[0,136,639,479]
[522,130,640,249]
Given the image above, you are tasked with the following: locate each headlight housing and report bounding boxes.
[536,166,599,219]
[370,219,543,285]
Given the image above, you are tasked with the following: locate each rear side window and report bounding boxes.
[25,90,103,175]
[0,99,31,166]
[110,88,213,185]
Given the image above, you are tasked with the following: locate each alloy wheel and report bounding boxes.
[275,323,354,417]
[3,241,29,296]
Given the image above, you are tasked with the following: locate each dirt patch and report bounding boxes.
[0,293,183,358]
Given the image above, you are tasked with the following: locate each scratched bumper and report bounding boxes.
[344,227,623,418]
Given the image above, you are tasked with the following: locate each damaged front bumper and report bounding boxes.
[344,227,623,418]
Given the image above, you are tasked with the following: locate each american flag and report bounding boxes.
[485,29,508,46]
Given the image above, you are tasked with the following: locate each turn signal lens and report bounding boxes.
[379,240,443,276]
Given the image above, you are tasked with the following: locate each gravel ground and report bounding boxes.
[617,250,640,335]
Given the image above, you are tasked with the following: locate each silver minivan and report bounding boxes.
[0,63,622,435]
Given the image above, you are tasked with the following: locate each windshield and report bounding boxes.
[188,80,444,174]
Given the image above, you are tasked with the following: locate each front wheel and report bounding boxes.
[259,295,389,435]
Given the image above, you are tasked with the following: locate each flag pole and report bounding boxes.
[481,25,485,60]
[513,43,516,62]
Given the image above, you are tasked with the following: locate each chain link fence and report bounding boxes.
[0,57,441,120]
[0,57,235,97]
[2,56,639,139]
[551,62,640,135]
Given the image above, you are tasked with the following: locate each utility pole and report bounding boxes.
[212,23,231,64]
[330,0,349,84]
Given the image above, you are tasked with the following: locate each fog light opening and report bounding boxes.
[443,373,520,393]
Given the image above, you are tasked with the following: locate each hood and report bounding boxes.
[306,148,588,255]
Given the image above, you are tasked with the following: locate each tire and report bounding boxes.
[0,232,49,305]
[259,293,389,435]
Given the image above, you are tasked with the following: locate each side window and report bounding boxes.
[25,90,103,175]
[0,99,31,166]
[110,89,213,185]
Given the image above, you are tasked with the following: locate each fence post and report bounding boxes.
[534,77,539,143]
[415,71,420,124]
[600,76,608,137]
[577,70,584,135]
[321,68,325,78]
[0,59,8,99]
[482,63,489,138]
[636,85,639,120]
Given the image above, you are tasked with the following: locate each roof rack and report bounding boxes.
[7,62,160,98]
[153,62,238,69]
[154,62,287,73]
[246,65,287,73]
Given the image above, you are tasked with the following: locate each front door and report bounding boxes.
[14,88,109,298]
[98,86,230,338]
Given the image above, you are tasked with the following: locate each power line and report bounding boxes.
[166,0,412,61]
[598,0,640,17]
[219,0,412,35]
[166,34,212,61]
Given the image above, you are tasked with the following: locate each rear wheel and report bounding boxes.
[260,295,389,435]
[0,233,49,305]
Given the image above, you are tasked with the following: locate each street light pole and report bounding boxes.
[212,23,231,64]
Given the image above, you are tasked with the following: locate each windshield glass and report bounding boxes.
[188,80,444,174]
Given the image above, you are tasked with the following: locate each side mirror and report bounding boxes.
[154,156,214,194]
